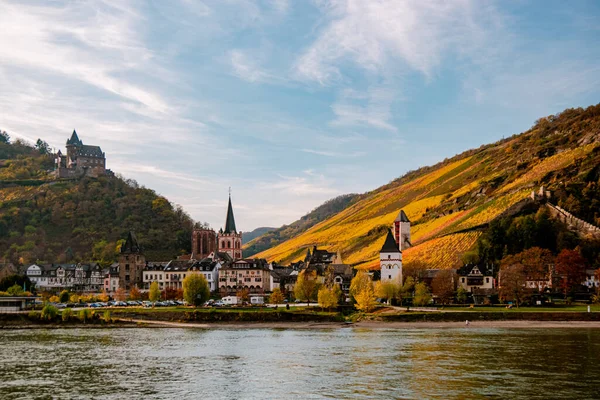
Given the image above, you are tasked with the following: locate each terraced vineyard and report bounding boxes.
[253,105,600,270]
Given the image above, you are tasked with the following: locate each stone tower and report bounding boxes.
[217,194,242,260]
[192,228,217,260]
[379,229,402,284]
[118,231,146,291]
[65,130,83,168]
[393,210,411,251]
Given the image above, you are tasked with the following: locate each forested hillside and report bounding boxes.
[0,132,194,265]
[243,193,360,257]
[255,105,600,269]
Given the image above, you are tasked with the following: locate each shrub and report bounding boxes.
[28,310,39,319]
[62,308,72,322]
[41,304,58,321]
[79,308,92,323]
[59,290,70,303]
[103,310,111,323]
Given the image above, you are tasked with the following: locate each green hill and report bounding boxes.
[254,105,600,269]
[0,133,194,265]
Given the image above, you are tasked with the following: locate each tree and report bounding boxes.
[0,130,9,143]
[98,291,109,302]
[35,138,50,155]
[555,248,587,298]
[456,286,468,304]
[413,282,432,306]
[149,282,161,303]
[374,280,398,305]
[183,273,210,307]
[498,263,529,307]
[317,287,339,311]
[349,270,372,300]
[59,290,70,303]
[354,283,377,312]
[236,288,250,303]
[69,294,80,303]
[501,247,554,292]
[115,287,127,301]
[431,270,456,304]
[129,286,142,301]
[294,269,318,305]
[403,260,428,282]
[269,287,284,304]
[0,274,32,292]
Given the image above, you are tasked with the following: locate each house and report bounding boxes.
[188,258,221,292]
[0,262,17,280]
[457,264,495,293]
[103,264,120,293]
[0,296,38,313]
[219,258,271,295]
[27,263,103,292]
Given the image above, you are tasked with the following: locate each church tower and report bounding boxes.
[65,130,82,168]
[379,229,402,284]
[393,210,411,251]
[218,194,242,260]
[118,231,146,291]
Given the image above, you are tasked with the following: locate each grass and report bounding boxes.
[109,306,315,314]
[431,304,600,313]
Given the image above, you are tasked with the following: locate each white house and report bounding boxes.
[379,229,403,284]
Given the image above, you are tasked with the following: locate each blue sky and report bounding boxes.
[1,0,599,231]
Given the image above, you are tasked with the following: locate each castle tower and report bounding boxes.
[192,228,217,260]
[65,130,82,168]
[393,210,411,251]
[118,231,146,290]
[217,194,242,260]
[380,229,402,284]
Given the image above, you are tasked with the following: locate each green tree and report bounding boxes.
[294,269,318,305]
[41,304,58,321]
[35,139,50,154]
[0,130,9,144]
[6,284,24,296]
[269,287,285,304]
[59,290,70,303]
[413,282,432,306]
[183,273,210,307]
[61,308,72,322]
[149,281,161,303]
[374,280,398,305]
[456,286,468,304]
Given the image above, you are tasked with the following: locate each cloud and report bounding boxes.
[229,49,271,83]
[295,0,501,84]
[301,148,365,158]
[265,172,339,196]
[330,86,397,132]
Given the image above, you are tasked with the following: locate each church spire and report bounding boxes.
[66,130,82,146]
[224,193,237,234]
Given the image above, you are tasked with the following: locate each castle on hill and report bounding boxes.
[55,130,108,179]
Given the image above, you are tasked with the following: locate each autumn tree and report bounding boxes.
[59,290,70,303]
[183,273,210,307]
[129,286,142,301]
[350,270,377,312]
[294,269,318,305]
[98,291,109,302]
[374,280,399,305]
[498,263,529,307]
[555,248,587,298]
[269,287,284,304]
[318,286,338,311]
[413,282,432,306]
[403,260,428,282]
[115,287,127,301]
[149,282,161,303]
[501,247,554,292]
[236,288,250,303]
[431,270,456,305]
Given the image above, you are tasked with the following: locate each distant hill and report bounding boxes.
[243,193,360,257]
[0,134,194,265]
[242,227,276,243]
[254,104,600,269]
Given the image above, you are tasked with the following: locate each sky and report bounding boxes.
[1,0,599,232]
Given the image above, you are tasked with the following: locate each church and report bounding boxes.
[379,210,411,283]
[191,193,243,261]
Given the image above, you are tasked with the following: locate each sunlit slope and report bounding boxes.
[255,105,600,269]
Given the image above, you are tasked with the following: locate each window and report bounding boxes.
[227,241,231,248]
[125,264,130,271]
[486,277,490,283]
[125,275,130,281]
[388,275,391,279]
[388,255,391,259]
[245,278,251,282]
[208,274,211,280]
[255,278,262,282]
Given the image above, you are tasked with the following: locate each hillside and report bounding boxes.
[0,134,194,265]
[243,193,360,257]
[242,227,276,243]
[255,105,600,269]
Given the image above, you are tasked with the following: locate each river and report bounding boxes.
[1,327,599,399]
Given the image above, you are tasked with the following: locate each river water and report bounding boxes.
[1,327,600,399]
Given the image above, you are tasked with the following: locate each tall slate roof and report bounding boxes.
[76,145,104,158]
[224,195,237,234]
[396,210,410,223]
[380,229,400,253]
[67,130,83,146]
[121,231,142,254]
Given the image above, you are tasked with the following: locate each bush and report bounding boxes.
[41,304,58,321]
[59,290,70,303]
[28,310,39,319]
[62,308,72,322]
[103,310,111,323]
[79,308,92,323]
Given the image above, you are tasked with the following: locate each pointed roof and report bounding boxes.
[223,195,237,234]
[67,130,82,146]
[395,210,410,223]
[121,231,142,254]
[380,229,400,253]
